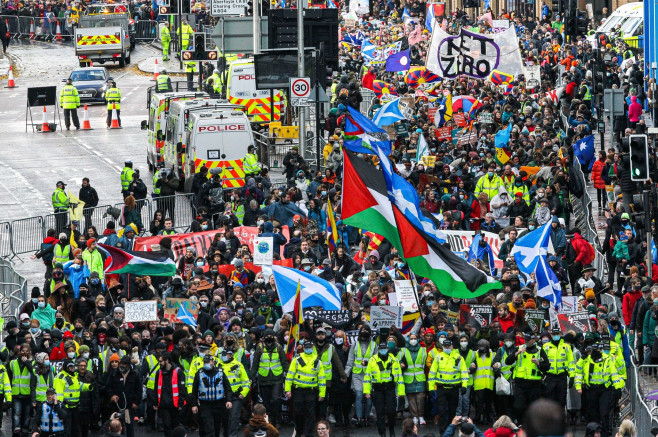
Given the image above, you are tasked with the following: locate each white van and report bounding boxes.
[592,3,643,47]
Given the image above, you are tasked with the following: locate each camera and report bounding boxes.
[115,412,125,420]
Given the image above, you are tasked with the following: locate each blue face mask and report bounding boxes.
[203,363,213,370]
[552,335,561,341]
[443,348,452,354]
[32,298,38,305]
[201,225,208,230]
[487,171,494,177]
[31,328,39,334]
[221,355,229,362]
[38,302,45,309]
[91,279,100,285]
[378,349,388,357]
[304,347,314,355]
[321,191,327,196]
[44,360,50,366]
[529,225,535,230]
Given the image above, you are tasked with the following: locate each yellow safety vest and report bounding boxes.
[316,345,334,377]
[363,354,405,396]
[352,341,375,375]
[428,350,468,390]
[10,360,32,397]
[400,347,427,384]
[106,87,121,110]
[512,350,543,381]
[156,75,171,92]
[60,85,80,110]
[220,359,250,398]
[53,244,71,265]
[121,166,134,191]
[258,349,283,377]
[543,340,575,376]
[473,353,494,391]
[160,26,171,43]
[52,188,69,209]
[53,370,91,407]
[284,352,326,397]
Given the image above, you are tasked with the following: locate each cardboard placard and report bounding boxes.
[459,304,494,329]
[421,155,437,168]
[164,298,199,323]
[124,300,158,323]
[428,107,438,123]
[559,296,578,313]
[435,127,452,140]
[370,305,404,329]
[394,280,419,312]
[253,237,274,265]
[524,309,546,333]
[452,113,466,127]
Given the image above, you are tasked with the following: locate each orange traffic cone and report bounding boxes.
[5,20,10,39]
[29,20,35,39]
[109,103,121,129]
[40,106,50,132]
[4,65,16,88]
[81,104,92,130]
[152,58,159,81]
[55,22,62,41]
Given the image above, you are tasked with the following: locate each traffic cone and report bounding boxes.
[40,106,50,132]
[109,103,121,129]
[5,20,10,39]
[4,65,16,88]
[29,20,35,39]
[55,22,62,41]
[152,58,159,81]
[81,104,92,130]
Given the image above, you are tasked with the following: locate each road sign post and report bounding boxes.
[290,77,311,107]
[308,83,330,171]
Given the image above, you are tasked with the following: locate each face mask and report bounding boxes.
[201,225,208,230]
[505,341,514,347]
[378,348,388,357]
[53,272,63,279]
[257,220,264,227]
[91,278,100,285]
[591,351,602,360]
[529,225,535,231]
[203,363,213,371]
[379,300,386,305]
[443,348,452,354]
[67,352,75,359]
[304,347,314,354]
[459,195,465,200]
[75,326,82,332]
[38,302,45,308]
[321,190,327,196]
[303,266,311,272]
[387,341,395,350]
[80,352,90,360]
[221,355,229,362]
[31,327,39,334]
[552,335,562,342]
[21,322,29,328]
[32,298,38,305]
[487,171,494,177]
[119,365,129,373]
[114,315,123,322]
[200,301,208,308]
[44,360,50,366]
[256,278,265,284]
[56,318,64,326]
[409,339,418,346]
[460,341,469,349]
[537,193,544,198]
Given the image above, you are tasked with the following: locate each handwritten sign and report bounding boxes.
[559,296,578,313]
[394,280,418,312]
[164,298,199,323]
[125,300,158,323]
[370,305,404,329]
[253,237,273,265]
[420,155,437,168]
[459,304,493,329]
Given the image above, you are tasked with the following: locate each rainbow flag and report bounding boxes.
[286,280,304,361]
[326,198,339,257]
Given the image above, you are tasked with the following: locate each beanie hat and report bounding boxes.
[87,238,96,248]
[585,289,595,300]
[31,287,41,298]
[78,345,90,353]
[109,353,120,362]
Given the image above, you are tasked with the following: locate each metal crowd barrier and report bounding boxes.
[152,194,195,232]
[9,216,44,257]
[81,204,113,232]
[0,15,20,38]
[11,16,72,41]
[0,223,11,259]
[112,198,152,235]
[628,362,658,430]
[134,19,158,41]
[0,258,27,320]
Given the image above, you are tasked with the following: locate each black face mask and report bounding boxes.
[591,350,602,360]
[359,333,369,341]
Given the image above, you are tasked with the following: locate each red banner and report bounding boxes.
[434,127,451,140]
[133,226,290,261]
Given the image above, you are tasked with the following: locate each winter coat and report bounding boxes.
[570,233,595,265]
[623,288,642,326]
[613,240,630,261]
[591,159,606,189]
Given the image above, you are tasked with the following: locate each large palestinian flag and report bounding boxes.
[99,244,177,276]
[341,150,501,298]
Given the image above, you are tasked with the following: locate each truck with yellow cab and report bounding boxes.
[160,100,254,191]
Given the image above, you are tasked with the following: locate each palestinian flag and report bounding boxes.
[99,244,177,276]
[342,150,501,298]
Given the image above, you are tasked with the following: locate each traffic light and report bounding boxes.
[246,0,253,15]
[181,33,218,61]
[629,134,650,181]
[463,0,477,7]
[182,0,191,13]
[576,12,588,36]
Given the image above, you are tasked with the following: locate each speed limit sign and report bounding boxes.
[290,77,311,107]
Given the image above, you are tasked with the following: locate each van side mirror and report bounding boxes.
[177,142,183,152]
[156,130,163,140]
[140,120,147,130]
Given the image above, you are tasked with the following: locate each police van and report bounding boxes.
[160,99,254,192]
[142,89,208,171]
[227,60,284,123]
[590,3,643,47]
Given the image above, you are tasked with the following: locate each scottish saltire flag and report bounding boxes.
[536,256,562,307]
[373,98,406,127]
[327,0,336,8]
[361,38,377,60]
[272,265,342,312]
[468,234,495,276]
[574,135,595,166]
[286,281,303,360]
[510,221,552,275]
[402,6,411,19]
[344,106,393,155]
[326,198,339,257]
[177,305,197,328]
[386,49,411,72]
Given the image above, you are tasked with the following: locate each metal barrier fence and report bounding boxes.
[0,223,11,259]
[0,15,20,38]
[13,16,73,41]
[0,258,27,320]
[134,20,158,41]
[360,88,376,116]
[81,204,113,232]
[628,362,658,432]
[9,216,44,257]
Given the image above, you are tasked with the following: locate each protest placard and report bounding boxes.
[394,280,419,312]
[459,304,494,329]
[164,298,199,323]
[435,127,451,140]
[370,305,404,329]
[524,309,546,333]
[303,309,353,327]
[559,296,578,313]
[253,237,274,265]
[125,300,158,323]
[557,311,590,333]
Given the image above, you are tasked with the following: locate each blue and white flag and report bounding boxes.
[652,239,657,264]
[425,5,436,32]
[535,256,562,307]
[510,221,552,275]
[573,135,595,167]
[361,38,377,60]
[468,234,495,276]
[272,265,342,312]
[344,106,393,155]
[386,49,411,72]
[177,305,198,328]
[402,6,411,19]
[373,98,406,127]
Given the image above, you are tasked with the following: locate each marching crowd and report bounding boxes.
[1,0,653,436]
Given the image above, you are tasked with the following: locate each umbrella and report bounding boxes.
[372,80,398,98]
[404,67,441,89]
[452,95,482,113]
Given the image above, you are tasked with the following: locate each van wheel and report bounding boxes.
[119,55,126,68]
[126,53,131,65]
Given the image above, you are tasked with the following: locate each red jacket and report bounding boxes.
[623,288,642,326]
[494,312,515,334]
[571,233,595,265]
[361,71,376,90]
[470,200,490,231]
[590,159,606,189]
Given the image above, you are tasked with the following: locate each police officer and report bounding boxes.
[205,69,222,95]
[492,332,516,417]
[105,80,121,128]
[345,325,375,426]
[219,349,249,437]
[314,325,347,421]
[10,346,35,437]
[160,22,171,61]
[141,342,165,430]
[60,78,80,130]
[156,68,173,93]
[52,181,69,233]
[54,360,93,437]
[285,338,326,437]
[31,388,67,437]
[190,354,233,437]
[363,341,405,437]
[243,145,262,177]
[505,333,550,422]
[251,329,288,428]
[428,339,468,431]
[184,61,197,92]
[121,161,134,198]
[152,164,164,199]
[543,327,575,408]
